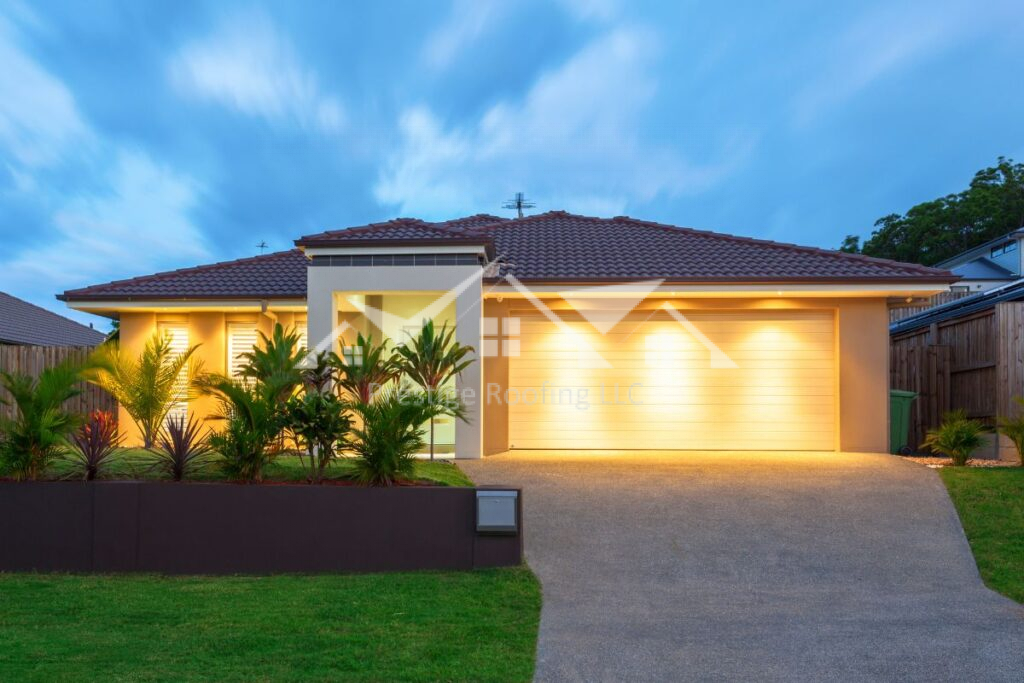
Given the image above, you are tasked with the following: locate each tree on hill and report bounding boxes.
[839,157,1024,266]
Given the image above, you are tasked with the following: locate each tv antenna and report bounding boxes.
[256,240,269,255]
[502,192,535,218]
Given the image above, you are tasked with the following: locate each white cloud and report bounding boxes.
[0,14,91,167]
[169,11,344,132]
[423,0,506,70]
[0,11,210,319]
[376,28,753,218]
[792,2,995,125]
[6,148,210,292]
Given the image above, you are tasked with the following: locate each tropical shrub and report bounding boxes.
[922,409,989,466]
[86,333,201,448]
[236,323,305,401]
[0,361,85,480]
[330,333,399,403]
[346,387,449,486]
[284,391,350,484]
[997,397,1024,466]
[197,374,287,483]
[151,414,214,481]
[395,320,473,460]
[64,410,121,481]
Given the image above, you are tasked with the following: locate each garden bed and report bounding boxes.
[0,479,522,574]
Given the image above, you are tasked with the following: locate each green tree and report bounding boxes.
[842,157,1024,265]
[395,320,473,460]
[86,334,201,449]
[329,333,399,403]
[0,361,85,480]
[236,323,305,401]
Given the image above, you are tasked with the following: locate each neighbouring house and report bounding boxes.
[890,279,1024,460]
[934,229,1024,293]
[0,291,106,347]
[60,211,954,456]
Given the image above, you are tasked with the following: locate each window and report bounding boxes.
[296,318,308,354]
[158,322,189,424]
[227,323,259,380]
[991,241,1017,258]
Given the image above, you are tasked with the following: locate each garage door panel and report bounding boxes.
[506,309,836,451]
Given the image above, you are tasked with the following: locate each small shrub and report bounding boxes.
[922,409,988,466]
[283,354,350,484]
[0,362,84,480]
[198,375,285,483]
[997,397,1024,466]
[64,410,121,481]
[346,387,449,486]
[151,414,214,481]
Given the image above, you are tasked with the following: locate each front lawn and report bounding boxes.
[0,568,541,682]
[40,450,475,487]
[940,467,1024,603]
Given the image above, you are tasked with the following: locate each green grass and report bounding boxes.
[43,450,475,487]
[940,467,1024,603]
[0,567,541,682]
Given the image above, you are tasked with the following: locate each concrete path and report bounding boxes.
[460,452,1024,682]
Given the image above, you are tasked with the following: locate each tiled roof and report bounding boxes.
[473,212,953,282]
[60,249,308,301]
[0,292,106,346]
[296,215,505,246]
[61,211,953,303]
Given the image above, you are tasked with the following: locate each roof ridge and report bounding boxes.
[61,249,303,297]
[612,215,951,277]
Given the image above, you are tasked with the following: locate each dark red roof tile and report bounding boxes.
[61,212,953,303]
[59,249,308,301]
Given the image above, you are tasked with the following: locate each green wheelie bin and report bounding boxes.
[890,389,917,454]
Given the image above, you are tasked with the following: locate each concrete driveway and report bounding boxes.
[460,452,1024,682]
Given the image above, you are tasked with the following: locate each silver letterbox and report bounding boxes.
[476,490,519,535]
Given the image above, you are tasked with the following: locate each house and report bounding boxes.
[934,229,1024,293]
[891,278,1024,460]
[60,211,954,456]
[0,291,106,347]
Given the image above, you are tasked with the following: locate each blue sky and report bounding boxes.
[1,0,1022,327]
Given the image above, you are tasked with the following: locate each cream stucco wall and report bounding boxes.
[114,294,889,454]
[116,310,307,447]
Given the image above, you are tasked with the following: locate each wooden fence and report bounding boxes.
[889,290,975,323]
[0,345,116,422]
[891,302,1024,456]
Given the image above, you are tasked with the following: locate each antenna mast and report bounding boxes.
[502,192,535,218]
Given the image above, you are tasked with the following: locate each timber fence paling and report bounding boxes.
[889,290,976,323]
[0,345,116,422]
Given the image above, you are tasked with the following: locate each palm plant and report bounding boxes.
[346,387,449,486]
[151,414,215,481]
[236,323,305,401]
[394,320,474,460]
[330,333,399,403]
[0,361,85,480]
[86,333,201,448]
[997,397,1024,466]
[922,409,988,466]
[196,373,289,483]
[64,410,121,481]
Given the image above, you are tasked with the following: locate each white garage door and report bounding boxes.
[507,308,836,451]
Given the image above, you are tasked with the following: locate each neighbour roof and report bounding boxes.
[949,257,1016,281]
[59,249,308,302]
[891,277,1024,335]
[61,211,954,304]
[935,229,1024,268]
[0,292,106,346]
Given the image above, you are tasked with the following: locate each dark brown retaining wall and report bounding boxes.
[0,482,522,574]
